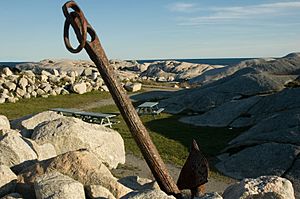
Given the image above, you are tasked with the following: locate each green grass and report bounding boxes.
[87,104,245,166]
[1,92,245,180]
[88,104,245,181]
[0,91,112,120]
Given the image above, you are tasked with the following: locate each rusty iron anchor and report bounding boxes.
[62,1,182,198]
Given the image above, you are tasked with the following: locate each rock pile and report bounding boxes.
[0,112,297,198]
[0,58,227,104]
[189,53,300,85]
[161,53,300,114]
[0,66,105,103]
[140,61,224,82]
[158,53,300,198]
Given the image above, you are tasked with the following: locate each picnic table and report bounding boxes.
[51,108,117,128]
[136,102,164,116]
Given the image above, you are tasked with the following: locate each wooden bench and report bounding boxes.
[50,108,117,128]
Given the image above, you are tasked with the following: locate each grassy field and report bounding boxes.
[87,104,244,167]
[0,91,112,120]
[0,91,245,176]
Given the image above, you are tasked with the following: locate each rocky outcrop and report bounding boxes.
[0,64,104,104]
[0,165,17,197]
[141,60,224,82]
[161,53,300,114]
[110,59,141,71]
[216,143,300,179]
[180,87,300,128]
[179,96,261,127]
[0,115,10,131]
[124,82,142,92]
[222,176,295,199]
[34,172,85,199]
[22,138,56,161]
[118,176,159,191]
[152,54,300,197]
[123,189,176,199]
[86,185,116,199]
[32,117,125,169]
[190,53,300,85]
[12,111,63,137]
[71,82,87,94]
[17,150,132,199]
[0,130,37,167]
[284,157,300,199]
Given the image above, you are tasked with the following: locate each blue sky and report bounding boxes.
[0,0,300,61]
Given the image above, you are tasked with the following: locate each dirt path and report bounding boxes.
[113,153,236,194]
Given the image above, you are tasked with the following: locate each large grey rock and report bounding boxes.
[16,59,92,75]
[21,70,35,78]
[15,111,63,137]
[122,189,176,199]
[0,130,37,167]
[229,109,300,146]
[124,83,142,92]
[216,143,300,180]
[190,53,300,85]
[41,70,52,77]
[36,89,45,96]
[222,176,295,199]
[110,59,141,71]
[82,68,94,76]
[180,96,260,127]
[86,185,116,199]
[71,82,87,94]
[39,74,48,82]
[284,157,300,199]
[101,85,109,92]
[23,93,31,99]
[246,87,300,120]
[34,172,85,199]
[0,98,5,104]
[40,83,52,93]
[48,75,60,84]
[2,67,13,76]
[3,82,16,91]
[22,138,57,161]
[17,150,131,199]
[0,165,17,197]
[161,54,300,114]
[0,115,10,131]
[118,176,159,191]
[179,86,300,131]
[18,78,28,89]
[163,72,296,114]
[141,60,224,81]
[32,117,125,169]
[15,88,26,98]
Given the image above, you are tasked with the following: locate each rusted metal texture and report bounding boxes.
[62,1,182,198]
[177,139,209,198]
